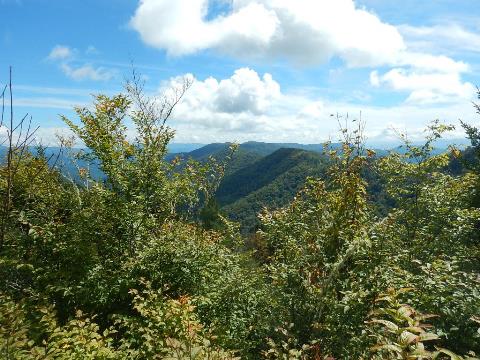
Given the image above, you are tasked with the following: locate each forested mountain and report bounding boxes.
[170,141,331,160]
[167,143,334,232]
[218,149,328,232]
[170,141,453,232]
[218,148,325,205]
[0,140,462,234]
[168,144,332,232]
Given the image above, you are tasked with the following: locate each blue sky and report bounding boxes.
[1,0,479,145]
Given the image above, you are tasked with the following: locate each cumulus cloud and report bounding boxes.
[298,101,325,119]
[48,45,73,60]
[131,0,278,57]
[396,52,469,74]
[130,0,474,104]
[214,68,280,114]
[165,68,313,139]
[130,0,405,66]
[172,67,280,120]
[365,23,477,104]
[158,68,475,144]
[17,67,477,146]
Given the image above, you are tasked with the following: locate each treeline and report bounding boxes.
[0,73,479,359]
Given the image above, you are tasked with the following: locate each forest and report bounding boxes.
[0,72,479,359]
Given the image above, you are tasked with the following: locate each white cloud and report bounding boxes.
[214,68,280,114]
[0,125,7,139]
[46,45,115,82]
[15,68,477,146]
[365,23,478,105]
[172,67,280,120]
[48,45,73,60]
[130,0,278,57]
[396,52,470,73]
[130,0,475,105]
[159,68,477,144]
[370,71,380,87]
[298,101,324,119]
[166,69,320,140]
[399,23,480,54]
[48,45,115,81]
[0,124,74,147]
[34,127,76,147]
[60,63,114,82]
[370,68,475,105]
[130,0,405,66]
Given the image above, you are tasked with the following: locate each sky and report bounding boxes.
[1,0,480,146]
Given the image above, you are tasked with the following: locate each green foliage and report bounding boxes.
[258,122,375,356]
[368,288,480,360]
[61,90,217,254]
[114,281,238,359]
[0,295,36,359]
[257,119,479,358]
[460,89,480,207]
[220,148,329,233]
[367,288,469,360]
[199,198,224,230]
[1,74,479,359]
[0,294,117,359]
[0,76,276,358]
[0,288,237,359]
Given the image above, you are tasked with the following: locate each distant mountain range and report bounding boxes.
[167,139,469,231]
[1,138,470,232]
[168,137,471,154]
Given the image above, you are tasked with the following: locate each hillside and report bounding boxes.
[221,149,329,232]
[168,140,334,161]
[166,141,459,232]
[238,141,329,156]
[214,148,326,231]
[167,143,330,231]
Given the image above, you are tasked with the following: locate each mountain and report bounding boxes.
[166,142,392,232]
[168,142,332,232]
[217,148,326,205]
[219,148,329,232]
[238,141,328,156]
[168,141,334,160]
[182,143,232,159]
